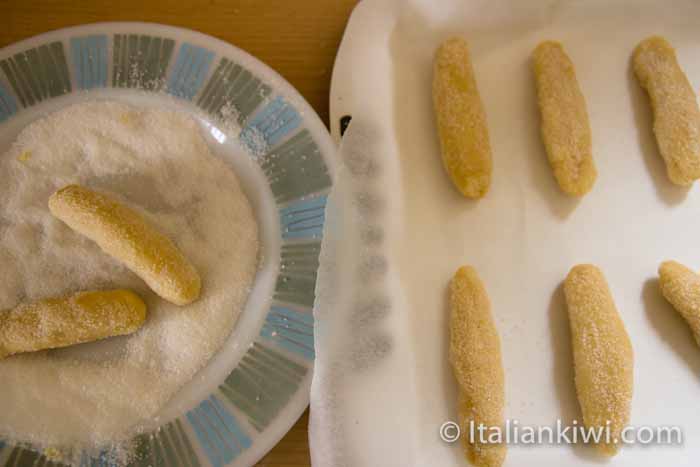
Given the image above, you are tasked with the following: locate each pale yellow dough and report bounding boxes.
[449,266,506,467]
[0,289,146,359]
[433,37,493,199]
[658,260,700,346]
[564,264,634,456]
[633,36,700,186]
[532,41,596,196]
[49,184,201,306]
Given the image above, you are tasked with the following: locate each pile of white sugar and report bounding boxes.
[0,101,259,459]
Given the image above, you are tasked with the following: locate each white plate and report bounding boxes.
[0,22,336,467]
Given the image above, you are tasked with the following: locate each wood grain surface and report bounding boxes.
[0,1,360,465]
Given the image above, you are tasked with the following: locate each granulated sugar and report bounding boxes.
[0,101,259,461]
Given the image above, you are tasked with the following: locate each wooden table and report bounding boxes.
[0,1,359,465]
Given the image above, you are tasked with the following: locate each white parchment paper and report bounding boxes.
[313,0,700,465]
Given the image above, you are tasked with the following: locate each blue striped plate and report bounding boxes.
[0,22,336,467]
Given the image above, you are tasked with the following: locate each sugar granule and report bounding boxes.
[0,101,260,462]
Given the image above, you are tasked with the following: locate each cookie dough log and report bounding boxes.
[433,37,493,199]
[450,266,506,467]
[532,41,597,196]
[564,265,634,456]
[49,185,201,306]
[0,290,146,359]
[658,260,700,345]
[633,36,700,186]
